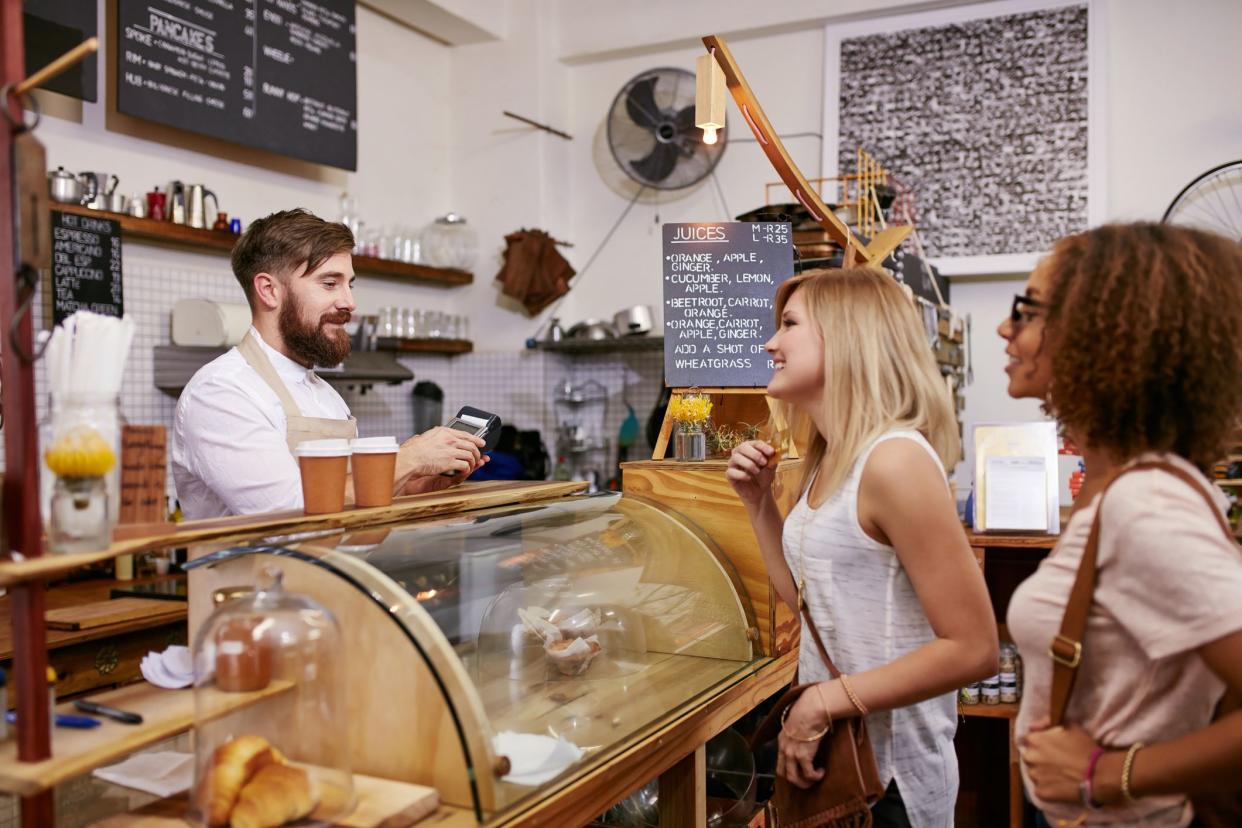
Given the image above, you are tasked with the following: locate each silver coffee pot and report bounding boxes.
[186,184,219,229]
[81,172,119,209]
[47,167,86,204]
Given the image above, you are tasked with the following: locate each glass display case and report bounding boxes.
[186,491,764,822]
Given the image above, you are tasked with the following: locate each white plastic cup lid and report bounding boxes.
[295,438,353,458]
[350,436,399,454]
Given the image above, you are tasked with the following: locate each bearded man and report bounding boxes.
[172,209,485,519]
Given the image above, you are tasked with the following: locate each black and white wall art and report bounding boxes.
[823,0,1105,275]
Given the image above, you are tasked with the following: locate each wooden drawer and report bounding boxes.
[3,621,186,706]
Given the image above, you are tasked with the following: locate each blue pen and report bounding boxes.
[5,711,101,729]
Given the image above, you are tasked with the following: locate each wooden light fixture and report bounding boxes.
[695,50,726,145]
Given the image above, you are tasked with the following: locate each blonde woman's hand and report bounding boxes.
[726,440,777,508]
[776,689,828,789]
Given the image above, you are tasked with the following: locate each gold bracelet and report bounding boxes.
[1121,742,1144,804]
[839,674,870,717]
[780,705,830,742]
[815,683,834,734]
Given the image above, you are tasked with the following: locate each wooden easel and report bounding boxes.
[651,387,800,460]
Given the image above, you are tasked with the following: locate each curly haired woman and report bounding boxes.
[999,223,1242,826]
[728,268,998,827]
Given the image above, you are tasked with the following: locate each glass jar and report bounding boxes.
[674,421,707,462]
[40,393,123,552]
[419,213,478,271]
[193,568,353,825]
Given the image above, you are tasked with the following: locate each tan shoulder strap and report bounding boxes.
[800,603,843,679]
[1049,460,1235,725]
[237,331,303,419]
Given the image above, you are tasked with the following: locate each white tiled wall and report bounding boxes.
[3,261,669,505]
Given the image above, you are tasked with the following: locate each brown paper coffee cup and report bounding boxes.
[295,439,352,515]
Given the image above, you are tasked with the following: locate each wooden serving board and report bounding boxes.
[94,773,442,827]
[45,597,186,631]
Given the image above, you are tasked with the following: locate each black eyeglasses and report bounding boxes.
[1010,294,1048,325]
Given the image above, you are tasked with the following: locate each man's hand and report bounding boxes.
[400,427,485,477]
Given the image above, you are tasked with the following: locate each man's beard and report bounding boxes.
[279,293,352,367]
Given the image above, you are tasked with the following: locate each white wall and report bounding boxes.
[36,3,458,318]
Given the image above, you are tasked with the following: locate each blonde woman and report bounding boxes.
[727,268,997,827]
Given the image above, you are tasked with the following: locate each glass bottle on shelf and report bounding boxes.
[419,213,478,271]
[193,567,353,825]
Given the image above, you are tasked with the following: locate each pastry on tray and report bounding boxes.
[545,634,603,677]
[198,734,318,828]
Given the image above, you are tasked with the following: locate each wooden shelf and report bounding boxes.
[534,336,664,355]
[0,680,292,796]
[51,204,473,287]
[0,480,588,588]
[965,531,1059,550]
[1215,479,1242,486]
[375,337,473,355]
[960,701,1019,719]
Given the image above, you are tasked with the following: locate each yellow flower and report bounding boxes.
[45,426,115,478]
[669,394,713,424]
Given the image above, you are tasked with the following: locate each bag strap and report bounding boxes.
[800,603,844,679]
[1049,460,1235,725]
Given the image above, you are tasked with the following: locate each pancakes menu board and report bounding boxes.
[117,0,357,170]
[50,211,124,326]
[662,222,795,388]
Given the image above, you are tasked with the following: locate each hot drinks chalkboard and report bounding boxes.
[116,0,358,170]
[662,222,795,388]
[50,210,123,326]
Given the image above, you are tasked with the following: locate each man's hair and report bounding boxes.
[230,209,355,306]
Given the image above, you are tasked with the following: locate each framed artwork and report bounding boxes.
[823,0,1107,276]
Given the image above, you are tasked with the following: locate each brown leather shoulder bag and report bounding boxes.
[751,604,884,828]
[1048,460,1242,827]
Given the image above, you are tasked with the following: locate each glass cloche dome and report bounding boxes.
[191,568,352,827]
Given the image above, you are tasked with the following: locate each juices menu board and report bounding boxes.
[50,211,124,326]
[662,222,795,388]
[117,0,357,170]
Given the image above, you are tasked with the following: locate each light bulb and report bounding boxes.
[702,126,718,145]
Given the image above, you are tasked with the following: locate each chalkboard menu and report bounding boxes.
[662,222,795,388]
[24,0,98,101]
[117,0,357,170]
[50,211,124,326]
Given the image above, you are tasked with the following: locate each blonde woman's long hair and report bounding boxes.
[773,267,960,500]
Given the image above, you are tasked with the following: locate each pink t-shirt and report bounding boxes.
[1008,453,1242,826]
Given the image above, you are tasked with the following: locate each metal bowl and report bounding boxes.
[567,319,616,341]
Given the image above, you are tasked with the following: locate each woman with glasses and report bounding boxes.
[998,223,1242,826]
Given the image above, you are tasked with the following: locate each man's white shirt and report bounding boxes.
[172,327,352,519]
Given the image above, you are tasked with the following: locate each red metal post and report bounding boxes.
[1,0,55,824]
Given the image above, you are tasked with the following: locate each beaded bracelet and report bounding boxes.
[839,674,870,717]
[1121,742,1144,804]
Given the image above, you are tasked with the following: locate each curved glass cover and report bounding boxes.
[262,491,761,817]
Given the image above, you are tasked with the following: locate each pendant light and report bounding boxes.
[695,50,726,145]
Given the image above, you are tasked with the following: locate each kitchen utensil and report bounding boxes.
[47,166,85,204]
[81,172,117,209]
[211,212,228,232]
[545,317,564,344]
[171,299,251,347]
[108,192,127,213]
[186,184,218,230]
[127,194,147,218]
[167,180,186,224]
[420,213,478,270]
[146,188,166,221]
[612,305,654,336]
[566,319,615,341]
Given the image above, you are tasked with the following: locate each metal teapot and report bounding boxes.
[47,167,85,204]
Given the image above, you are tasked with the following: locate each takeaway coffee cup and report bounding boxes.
[295,439,352,514]
[350,436,399,508]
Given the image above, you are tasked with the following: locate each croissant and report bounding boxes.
[198,735,283,826]
[229,764,317,828]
